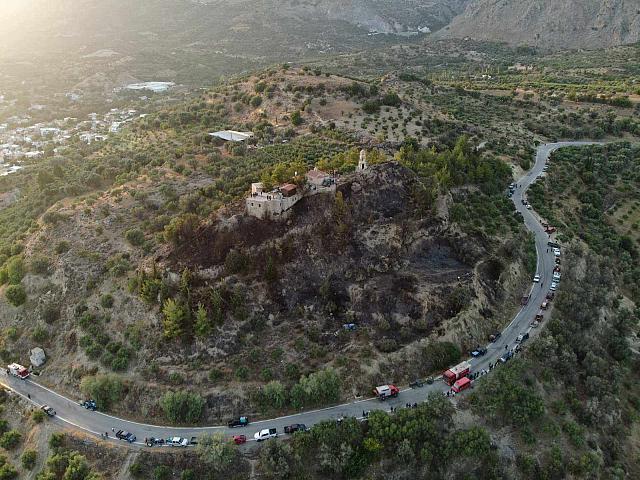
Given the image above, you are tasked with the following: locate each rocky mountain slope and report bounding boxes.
[442,0,640,50]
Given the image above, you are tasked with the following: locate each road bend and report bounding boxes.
[0,142,602,447]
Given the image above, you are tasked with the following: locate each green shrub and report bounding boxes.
[251,95,263,108]
[289,368,341,409]
[100,294,114,309]
[129,462,144,477]
[381,92,401,107]
[106,254,131,277]
[31,324,48,342]
[5,257,24,285]
[154,465,171,480]
[291,111,303,126]
[164,214,200,245]
[29,255,52,275]
[125,229,145,246]
[181,469,196,480]
[48,432,64,449]
[32,409,46,423]
[5,285,26,307]
[0,430,21,449]
[80,374,124,410]
[55,241,70,254]
[21,450,36,470]
[362,100,381,114]
[235,366,249,380]
[196,433,237,472]
[160,391,205,424]
[0,457,17,480]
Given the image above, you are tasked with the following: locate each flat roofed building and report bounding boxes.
[209,130,254,142]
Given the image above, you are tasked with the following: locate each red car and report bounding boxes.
[232,435,247,445]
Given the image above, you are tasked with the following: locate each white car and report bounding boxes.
[553,273,561,281]
[168,437,189,447]
[553,249,561,257]
[550,282,558,291]
[254,428,278,442]
[533,274,541,283]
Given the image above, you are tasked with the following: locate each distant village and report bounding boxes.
[0,105,147,175]
[0,81,176,176]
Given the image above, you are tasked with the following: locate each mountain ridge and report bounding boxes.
[442,0,640,50]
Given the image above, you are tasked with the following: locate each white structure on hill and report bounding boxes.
[246,182,303,220]
[246,167,337,220]
[209,130,254,142]
[357,149,368,172]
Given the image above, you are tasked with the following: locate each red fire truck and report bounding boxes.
[443,361,471,386]
[7,363,29,380]
[373,384,400,400]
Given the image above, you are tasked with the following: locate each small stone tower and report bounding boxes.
[357,149,368,172]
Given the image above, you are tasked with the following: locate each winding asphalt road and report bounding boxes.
[0,142,600,447]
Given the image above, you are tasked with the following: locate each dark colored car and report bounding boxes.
[500,351,514,363]
[80,400,97,411]
[145,437,165,447]
[228,416,249,428]
[116,430,136,443]
[41,405,56,417]
[489,332,501,342]
[284,424,307,434]
[471,347,488,357]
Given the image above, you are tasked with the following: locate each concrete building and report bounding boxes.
[246,183,303,220]
[246,167,338,220]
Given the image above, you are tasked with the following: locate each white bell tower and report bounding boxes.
[357,149,368,172]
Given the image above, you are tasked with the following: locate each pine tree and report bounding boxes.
[194,303,211,337]
[162,298,185,339]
